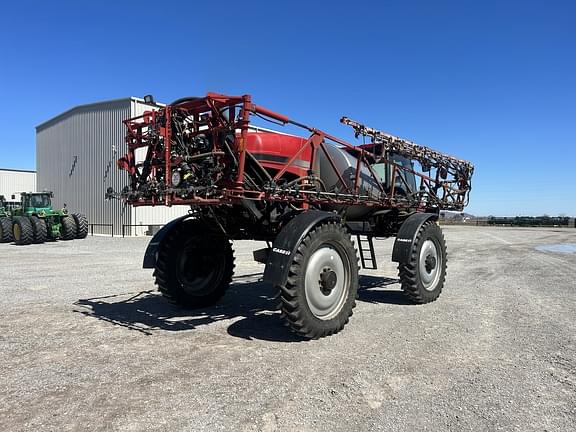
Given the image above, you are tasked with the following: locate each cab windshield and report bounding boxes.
[29,195,51,208]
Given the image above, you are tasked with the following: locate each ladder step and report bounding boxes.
[356,234,377,270]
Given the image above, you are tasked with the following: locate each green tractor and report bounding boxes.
[0,195,15,242]
[10,192,88,245]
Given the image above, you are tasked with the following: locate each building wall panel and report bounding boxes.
[0,169,36,201]
[36,100,132,235]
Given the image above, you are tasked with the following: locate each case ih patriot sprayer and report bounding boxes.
[111,93,473,339]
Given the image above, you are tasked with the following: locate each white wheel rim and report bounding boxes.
[304,245,349,320]
[419,239,441,291]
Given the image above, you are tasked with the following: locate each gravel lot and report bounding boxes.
[1,226,575,431]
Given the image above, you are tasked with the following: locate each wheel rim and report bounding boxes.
[176,240,224,296]
[305,244,350,320]
[14,223,21,241]
[419,239,442,291]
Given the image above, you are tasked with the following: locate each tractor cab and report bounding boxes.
[1,195,21,216]
[21,192,57,214]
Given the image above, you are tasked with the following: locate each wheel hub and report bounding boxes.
[319,268,338,295]
[304,245,350,320]
[419,239,442,291]
[176,241,224,295]
[425,255,437,272]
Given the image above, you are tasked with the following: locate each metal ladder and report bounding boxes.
[356,235,377,269]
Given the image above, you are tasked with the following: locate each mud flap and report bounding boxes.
[391,212,438,264]
[263,210,340,287]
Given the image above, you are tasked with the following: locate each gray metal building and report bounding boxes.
[36,98,188,235]
[0,168,37,201]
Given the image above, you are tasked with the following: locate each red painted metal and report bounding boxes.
[117,93,474,213]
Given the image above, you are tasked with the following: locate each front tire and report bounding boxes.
[72,213,88,239]
[13,216,34,245]
[0,218,14,243]
[30,216,48,244]
[61,215,77,240]
[279,222,359,339]
[154,219,235,308]
[398,221,447,304]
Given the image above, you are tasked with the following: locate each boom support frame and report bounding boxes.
[115,93,473,213]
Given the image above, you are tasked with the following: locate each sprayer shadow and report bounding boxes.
[74,274,402,342]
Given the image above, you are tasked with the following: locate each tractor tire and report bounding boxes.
[30,216,48,244]
[72,213,88,239]
[60,215,77,240]
[154,220,235,308]
[0,217,14,243]
[12,216,34,246]
[278,222,359,339]
[398,220,447,304]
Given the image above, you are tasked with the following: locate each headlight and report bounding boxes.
[171,170,181,187]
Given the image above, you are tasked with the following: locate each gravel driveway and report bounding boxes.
[1,226,575,431]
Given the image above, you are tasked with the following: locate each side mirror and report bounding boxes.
[11,195,15,200]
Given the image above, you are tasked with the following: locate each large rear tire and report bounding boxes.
[72,213,88,239]
[398,221,447,304]
[154,219,235,308]
[12,216,33,246]
[61,215,77,240]
[0,218,14,243]
[279,222,359,339]
[30,216,48,244]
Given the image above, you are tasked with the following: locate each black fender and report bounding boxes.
[142,214,193,268]
[263,210,341,287]
[391,212,439,263]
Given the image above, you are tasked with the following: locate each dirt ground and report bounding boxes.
[1,226,575,431]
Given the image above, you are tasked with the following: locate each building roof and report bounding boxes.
[0,168,36,174]
[36,97,163,131]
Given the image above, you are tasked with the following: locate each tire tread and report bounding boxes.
[154,221,235,308]
[61,215,77,240]
[279,221,359,339]
[13,216,34,245]
[72,213,89,239]
[398,221,447,304]
[0,218,13,243]
[30,216,48,244]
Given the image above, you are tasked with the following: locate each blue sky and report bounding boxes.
[0,1,574,216]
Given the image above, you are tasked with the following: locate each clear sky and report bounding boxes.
[0,1,574,216]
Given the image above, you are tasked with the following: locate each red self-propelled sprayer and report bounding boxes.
[110,92,474,339]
